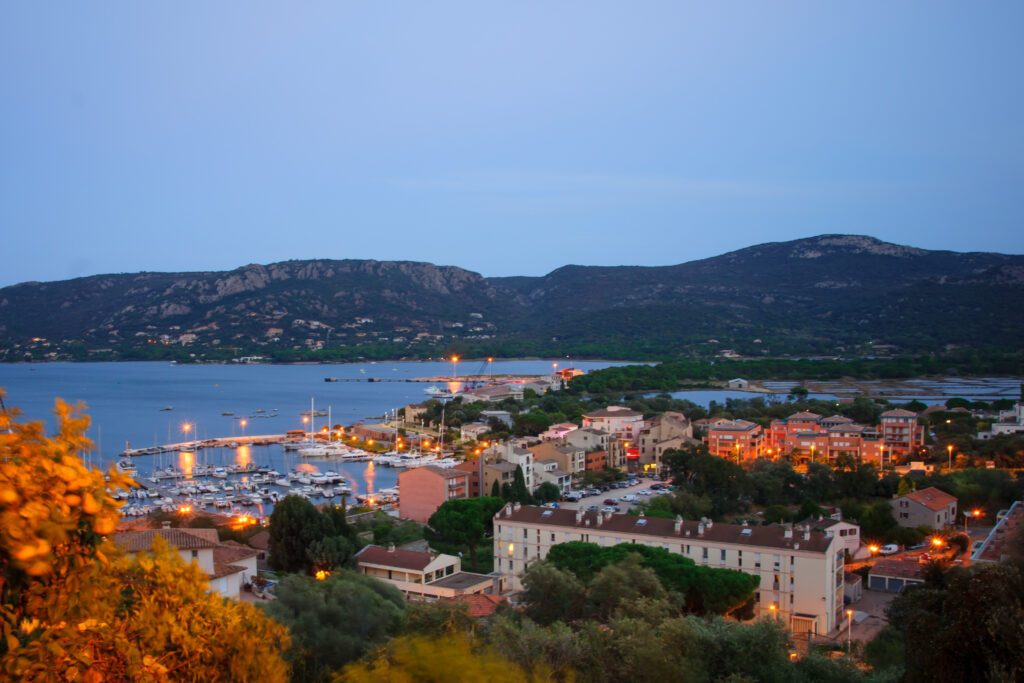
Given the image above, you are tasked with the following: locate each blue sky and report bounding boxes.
[1,2,1021,286]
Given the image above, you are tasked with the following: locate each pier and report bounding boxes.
[119,434,289,457]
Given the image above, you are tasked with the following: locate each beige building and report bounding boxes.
[890,487,958,529]
[355,545,495,601]
[582,406,645,441]
[528,441,586,476]
[493,504,844,635]
[637,412,694,471]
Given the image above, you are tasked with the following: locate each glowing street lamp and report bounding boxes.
[769,604,778,621]
[868,544,880,555]
[965,508,983,532]
[947,444,954,470]
[451,355,459,379]
[930,536,945,549]
[846,609,854,651]
[314,569,330,581]
[240,419,248,437]
[181,421,197,446]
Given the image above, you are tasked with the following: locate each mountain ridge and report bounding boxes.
[2,234,1022,361]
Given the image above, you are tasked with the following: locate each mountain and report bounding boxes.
[2,235,1022,361]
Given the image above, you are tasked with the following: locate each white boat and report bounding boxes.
[116,457,137,475]
[274,478,291,487]
[211,468,228,479]
[424,386,455,399]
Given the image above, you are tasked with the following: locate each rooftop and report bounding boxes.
[709,419,760,432]
[881,409,918,418]
[356,545,438,571]
[113,528,219,553]
[445,593,506,618]
[497,506,834,553]
[584,407,643,419]
[213,540,259,566]
[902,486,957,511]
[870,558,925,580]
[430,571,493,590]
[787,411,822,421]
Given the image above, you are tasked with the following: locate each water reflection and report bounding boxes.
[178,450,194,477]
[235,445,251,468]
[365,460,375,496]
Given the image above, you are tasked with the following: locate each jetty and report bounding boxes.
[119,434,289,457]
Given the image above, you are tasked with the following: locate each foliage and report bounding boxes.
[509,465,534,504]
[544,542,759,616]
[336,633,557,682]
[263,571,405,683]
[534,481,562,504]
[0,393,290,682]
[521,560,587,625]
[268,495,329,573]
[427,497,505,571]
[885,563,1024,683]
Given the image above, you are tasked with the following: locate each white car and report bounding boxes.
[621,494,639,503]
[637,489,653,496]
[879,544,900,555]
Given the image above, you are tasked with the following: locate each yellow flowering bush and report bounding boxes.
[0,391,290,681]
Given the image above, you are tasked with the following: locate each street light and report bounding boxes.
[965,508,983,532]
[930,536,945,550]
[451,355,459,379]
[867,544,880,555]
[240,419,247,437]
[947,444,954,470]
[769,604,778,621]
[846,609,854,652]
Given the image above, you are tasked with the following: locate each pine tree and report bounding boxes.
[510,465,533,504]
[490,479,501,498]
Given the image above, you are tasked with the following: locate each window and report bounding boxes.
[720,549,726,562]
[551,533,556,542]
[191,550,198,559]
[523,529,528,539]
[701,547,708,561]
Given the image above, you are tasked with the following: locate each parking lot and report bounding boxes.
[555,476,672,513]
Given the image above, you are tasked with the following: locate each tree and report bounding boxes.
[490,479,501,498]
[268,494,329,573]
[521,561,587,625]
[263,571,405,682]
[338,633,554,682]
[585,555,667,621]
[534,481,562,504]
[0,394,290,681]
[306,535,355,571]
[428,497,505,571]
[510,465,533,504]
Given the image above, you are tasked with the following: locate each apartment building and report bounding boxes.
[637,411,694,472]
[398,466,470,523]
[528,441,586,476]
[493,504,843,635]
[355,545,494,601]
[877,409,925,456]
[582,406,645,441]
[706,419,765,460]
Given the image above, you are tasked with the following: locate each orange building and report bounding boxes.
[706,419,764,461]
[878,409,925,456]
[398,466,470,523]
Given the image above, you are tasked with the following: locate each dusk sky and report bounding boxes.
[2,2,1021,287]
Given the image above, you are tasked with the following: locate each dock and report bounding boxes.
[119,434,289,457]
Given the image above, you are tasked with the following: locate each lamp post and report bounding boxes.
[240,419,247,438]
[846,609,854,652]
[451,355,459,380]
[947,444,954,470]
[810,444,816,465]
[769,603,778,622]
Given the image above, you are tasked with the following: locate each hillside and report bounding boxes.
[2,235,1022,361]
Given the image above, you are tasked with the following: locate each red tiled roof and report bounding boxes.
[447,593,506,618]
[870,558,925,580]
[904,486,957,511]
[497,506,834,553]
[787,411,822,421]
[356,544,435,571]
[210,563,247,580]
[247,529,270,551]
[881,409,918,418]
[584,408,643,418]
[113,528,218,553]
[214,541,258,565]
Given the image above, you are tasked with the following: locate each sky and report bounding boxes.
[1,2,1022,286]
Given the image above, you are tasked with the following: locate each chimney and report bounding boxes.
[513,502,522,512]
[584,519,590,527]
[783,525,793,539]
[388,544,395,552]
[595,513,603,527]
[576,509,583,523]
[697,522,705,536]
[504,503,512,517]
[803,527,811,541]
[794,542,800,550]
[674,515,683,534]
[161,521,171,530]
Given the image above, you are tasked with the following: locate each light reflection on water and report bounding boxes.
[178,450,194,477]
[235,445,251,468]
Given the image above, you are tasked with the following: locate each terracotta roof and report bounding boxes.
[496,506,834,553]
[113,528,218,553]
[247,529,270,551]
[881,409,918,418]
[709,419,760,432]
[787,411,822,421]
[584,407,643,419]
[903,486,957,511]
[870,558,925,580]
[447,593,507,618]
[210,562,247,580]
[418,466,469,480]
[214,541,259,565]
[486,461,518,473]
[356,545,435,571]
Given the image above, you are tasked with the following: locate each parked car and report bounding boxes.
[621,494,639,503]
[879,544,900,555]
[637,489,653,496]
[586,505,599,512]
[603,498,618,505]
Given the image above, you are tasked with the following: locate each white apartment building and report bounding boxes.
[582,406,645,441]
[493,504,843,636]
[484,443,535,490]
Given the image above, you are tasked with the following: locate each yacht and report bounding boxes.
[115,457,137,475]
[424,386,455,399]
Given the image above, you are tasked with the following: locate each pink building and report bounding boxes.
[399,466,470,523]
[706,419,764,461]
